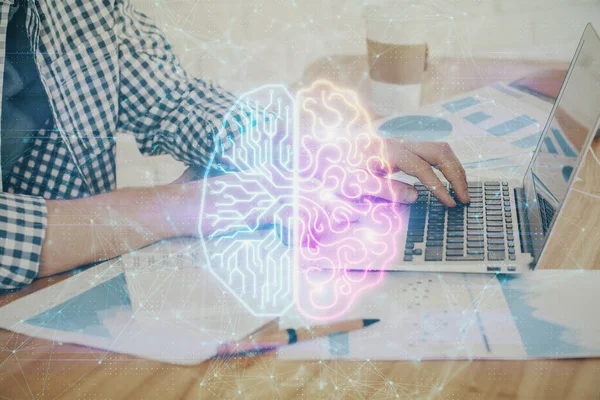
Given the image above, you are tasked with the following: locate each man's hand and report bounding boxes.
[383,139,470,207]
[171,166,207,184]
[173,138,469,214]
[341,139,469,207]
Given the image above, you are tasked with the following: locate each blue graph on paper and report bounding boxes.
[464,111,492,124]
[26,273,132,338]
[442,96,480,113]
[500,275,595,357]
[512,132,542,148]
[488,115,537,137]
[378,115,453,141]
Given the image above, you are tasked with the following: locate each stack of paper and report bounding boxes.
[0,240,270,365]
[278,270,600,360]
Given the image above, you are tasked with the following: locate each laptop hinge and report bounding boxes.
[514,187,535,266]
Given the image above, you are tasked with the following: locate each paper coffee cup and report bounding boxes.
[364,3,435,116]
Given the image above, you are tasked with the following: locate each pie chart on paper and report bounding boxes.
[378,115,453,141]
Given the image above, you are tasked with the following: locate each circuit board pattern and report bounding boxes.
[199,85,296,316]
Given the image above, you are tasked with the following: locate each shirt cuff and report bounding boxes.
[0,193,47,289]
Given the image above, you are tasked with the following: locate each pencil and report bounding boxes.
[217,318,380,355]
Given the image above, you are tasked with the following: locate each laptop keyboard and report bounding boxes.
[404,181,517,267]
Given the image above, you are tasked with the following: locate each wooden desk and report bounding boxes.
[2,57,600,399]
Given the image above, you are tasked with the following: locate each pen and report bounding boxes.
[217,318,380,356]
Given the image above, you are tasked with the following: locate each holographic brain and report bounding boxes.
[199,80,403,319]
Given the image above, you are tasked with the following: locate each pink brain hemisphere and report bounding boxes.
[295,80,404,321]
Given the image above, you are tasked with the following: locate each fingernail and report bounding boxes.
[405,187,418,203]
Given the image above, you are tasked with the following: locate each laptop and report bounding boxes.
[391,23,600,274]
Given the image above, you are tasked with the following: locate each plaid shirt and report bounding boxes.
[0,0,245,289]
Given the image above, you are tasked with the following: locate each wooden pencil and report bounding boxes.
[217,318,380,355]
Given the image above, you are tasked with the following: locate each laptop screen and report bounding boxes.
[523,24,600,263]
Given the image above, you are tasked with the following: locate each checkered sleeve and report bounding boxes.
[0,193,47,290]
[114,0,248,167]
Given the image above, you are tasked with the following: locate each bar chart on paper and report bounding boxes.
[278,271,600,361]
[375,82,565,181]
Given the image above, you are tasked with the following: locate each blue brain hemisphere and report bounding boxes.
[199,86,296,316]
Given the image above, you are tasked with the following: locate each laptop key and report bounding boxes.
[425,247,443,261]
[467,224,484,231]
[487,231,505,238]
[413,248,423,256]
[447,220,465,226]
[488,244,505,252]
[428,214,445,220]
[446,243,463,249]
[486,221,504,227]
[486,210,503,216]
[427,240,444,247]
[467,236,484,242]
[446,249,464,257]
[446,254,484,261]
[447,237,464,243]
[467,241,484,248]
[467,230,484,236]
[488,251,506,261]
[467,248,484,255]
[404,256,413,262]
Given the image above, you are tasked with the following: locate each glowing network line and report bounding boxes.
[198,80,403,319]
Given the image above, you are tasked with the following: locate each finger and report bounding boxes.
[393,148,457,207]
[360,176,418,204]
[402,142,470,204]
[171,166,207,184]
[326,166,418,204]
[171,167,195,184]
